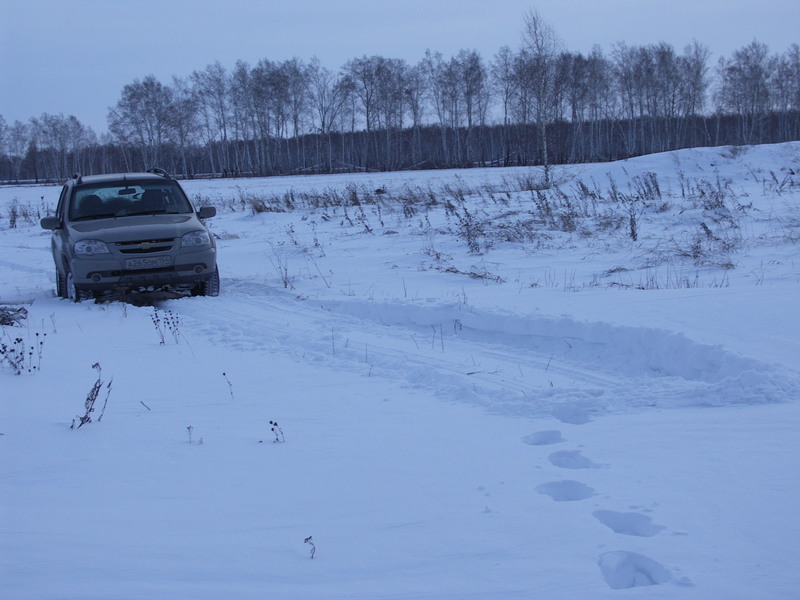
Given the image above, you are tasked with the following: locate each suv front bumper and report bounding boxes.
[69,247,217,293]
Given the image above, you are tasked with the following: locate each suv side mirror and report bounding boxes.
[197,206,216,219]
[41,217,60,230]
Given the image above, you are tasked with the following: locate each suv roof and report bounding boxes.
[69,169,175,186]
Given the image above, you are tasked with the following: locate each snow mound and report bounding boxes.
[313,297,800,417]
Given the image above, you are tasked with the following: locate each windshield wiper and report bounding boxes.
[73,213,118,221]
[124,209,169,216]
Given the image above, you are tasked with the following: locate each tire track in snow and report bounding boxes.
[0,255,51,276]
[173,278,800,419]
[174,280,627,419]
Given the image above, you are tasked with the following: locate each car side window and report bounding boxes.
[56,185,69,219]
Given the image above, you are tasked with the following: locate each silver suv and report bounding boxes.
[41,169,219,301]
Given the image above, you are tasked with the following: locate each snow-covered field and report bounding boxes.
[1,142,799,599]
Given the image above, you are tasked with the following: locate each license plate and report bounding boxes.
[125,256,172,270]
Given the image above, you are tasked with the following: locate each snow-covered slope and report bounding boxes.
[2,143,799,599]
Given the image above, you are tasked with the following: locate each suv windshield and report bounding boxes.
[68,180,194,221]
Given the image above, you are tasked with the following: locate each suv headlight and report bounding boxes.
[182,230,211,247]
[74,239,110,255]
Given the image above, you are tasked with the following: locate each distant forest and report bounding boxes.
[1,12,799,183]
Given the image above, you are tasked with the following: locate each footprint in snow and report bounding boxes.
[598,551,672,589]
[521,430,564,446]
[535,480,596,502]
[548,449,604,469]
[552,405,593,425]
[593,510,665,537]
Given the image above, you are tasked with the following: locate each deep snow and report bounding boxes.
[1,142,799,599]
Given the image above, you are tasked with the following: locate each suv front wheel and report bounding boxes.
[66,270,94,302]
[192,266,220,297]
[55,268,67,299]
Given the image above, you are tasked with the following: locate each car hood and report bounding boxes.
[68,214,201,242]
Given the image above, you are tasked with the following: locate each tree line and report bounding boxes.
[1,12,798,183]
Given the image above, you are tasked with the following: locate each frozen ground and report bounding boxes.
[1,142,799,599]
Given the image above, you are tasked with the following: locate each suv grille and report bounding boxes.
[116,238,176,254]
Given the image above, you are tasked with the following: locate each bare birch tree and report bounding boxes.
[308,57,348,170]
[191,62,232,174]
[0,115,7,160]
[491,46,519,165]
[520,9,561,185]
[7,120,29,180]
[771,44,800,140]
[404,62,427,166]
[715,41,774,143]
[108,76,174,170]
[170,76,199,176]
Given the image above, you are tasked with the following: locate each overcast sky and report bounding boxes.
[2,0,798,134]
